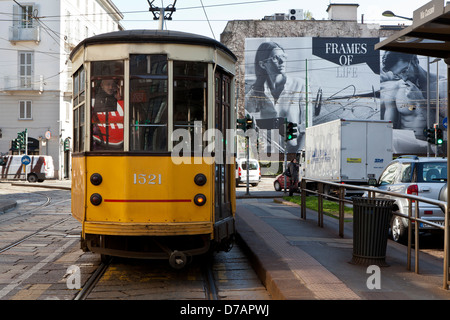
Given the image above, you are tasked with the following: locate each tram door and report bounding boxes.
[214,72,232,222]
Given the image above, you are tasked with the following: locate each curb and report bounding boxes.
[0,200,17,213]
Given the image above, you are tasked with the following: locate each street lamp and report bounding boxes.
[382,10,413,21]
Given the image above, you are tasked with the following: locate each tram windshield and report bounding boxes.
[173,61,207,152]
[129,54,168,152]
[90,60,124,151]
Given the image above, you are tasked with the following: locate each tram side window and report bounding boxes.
[90,60,124,151]
[129,54,168,152]
[73,67,85,152]
[173,61,207,152]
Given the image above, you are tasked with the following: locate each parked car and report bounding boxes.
[236,158,261,186]
[371,156,447,243]
[439,184,447,202]
[274,173,298,192]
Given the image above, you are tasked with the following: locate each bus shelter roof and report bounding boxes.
[375,0,450,59]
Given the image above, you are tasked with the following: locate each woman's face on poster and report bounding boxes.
[260,47,287,76]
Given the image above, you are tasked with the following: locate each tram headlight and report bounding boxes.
[194,194,206,206]
[194,173,207,186]
[90,173,103,186]
[90,193,102,206]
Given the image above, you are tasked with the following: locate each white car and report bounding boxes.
[372,156,446,243]
[235,158,261,186]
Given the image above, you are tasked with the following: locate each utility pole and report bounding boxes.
[147,0,177,30]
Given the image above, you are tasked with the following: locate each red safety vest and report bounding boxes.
[93,100,124,146]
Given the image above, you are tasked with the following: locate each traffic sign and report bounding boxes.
[21,155,31,166]
[443,117,447,129]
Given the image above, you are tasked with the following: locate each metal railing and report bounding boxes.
[299,178,450,290]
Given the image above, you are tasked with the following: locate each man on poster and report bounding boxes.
[381,51,447,153]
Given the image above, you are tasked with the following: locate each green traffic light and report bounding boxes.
[436,128,444,145]
[286,122,298,141]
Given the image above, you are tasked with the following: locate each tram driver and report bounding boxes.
[92,79,124,150]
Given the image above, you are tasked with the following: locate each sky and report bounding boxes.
[111,0,433,40]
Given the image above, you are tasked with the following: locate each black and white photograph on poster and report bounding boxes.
[379,50,447,155]
[244,37,310,154]
[244,37,448,155]
[309,37,381,125]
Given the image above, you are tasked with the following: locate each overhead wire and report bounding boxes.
[199,0,215,39]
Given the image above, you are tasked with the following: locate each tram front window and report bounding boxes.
[173,61,207,152]
[129,54,168,152]
[90,60,124,151]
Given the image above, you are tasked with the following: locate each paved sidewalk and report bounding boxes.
[236,196,450,300]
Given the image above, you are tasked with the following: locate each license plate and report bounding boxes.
[420,221,445,228]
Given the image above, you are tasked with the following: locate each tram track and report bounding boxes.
[74,255,221,300]
[73,241,271,300]
[74,259,112,300]
[0,217,71,254]
[0,186,83,300]
[0,190,52,224]
[0,190,74,254]
[202,259,219,300]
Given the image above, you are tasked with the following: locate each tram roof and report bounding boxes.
[375,0,450,59]
[70,29,237,62]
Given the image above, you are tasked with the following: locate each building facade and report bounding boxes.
[0,0,122,179]
[220,4,444,157]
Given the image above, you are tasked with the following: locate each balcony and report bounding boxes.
[9,26,40,43]
[1,75,44,94]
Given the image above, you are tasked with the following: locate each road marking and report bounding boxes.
[11,284,51,300]
[0,239,76,299]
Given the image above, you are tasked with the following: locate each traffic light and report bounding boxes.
[425,127,435,144]
[237,115,254,132]
[17,131,25,147]
[237,118,246,132]
[245,114,254,131]
[64,138,71,151]
[286,122,298,141]
[12,139,20,150]
[436,127,444,145]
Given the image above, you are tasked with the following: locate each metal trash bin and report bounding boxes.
[350,197,394,266]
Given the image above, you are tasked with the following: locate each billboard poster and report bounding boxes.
[244,37,447,155]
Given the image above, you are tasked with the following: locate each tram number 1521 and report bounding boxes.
[133,173,162,185]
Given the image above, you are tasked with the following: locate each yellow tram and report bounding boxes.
[69,30,237,268]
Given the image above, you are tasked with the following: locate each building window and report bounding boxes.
[19,100,32,120]
[21,5,34,28]
[19,51,33,88]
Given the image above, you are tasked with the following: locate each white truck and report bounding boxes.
[300,119,393,194]
[0,155,55,182]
